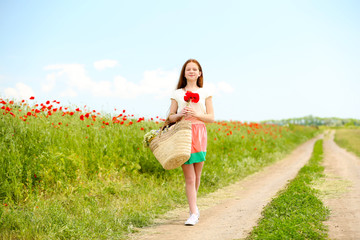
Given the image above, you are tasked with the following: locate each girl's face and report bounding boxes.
[184,62,201,82]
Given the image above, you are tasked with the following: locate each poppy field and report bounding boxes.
[0,97,319,239]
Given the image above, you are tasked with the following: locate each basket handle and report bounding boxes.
[159,113,183,133]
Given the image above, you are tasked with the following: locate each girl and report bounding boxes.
[169,59,214,226]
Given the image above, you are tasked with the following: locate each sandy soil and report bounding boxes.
[129,136,321,240]
[321,131,360,239]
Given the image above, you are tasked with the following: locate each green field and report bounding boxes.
[335,128,360,157]
[0,98,319,239]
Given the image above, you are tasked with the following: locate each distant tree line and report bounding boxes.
[262,115,360,127]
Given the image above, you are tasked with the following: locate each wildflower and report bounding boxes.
[27,112,32,116]
[80,115,84,121]
[140,127,145,130]
[69,112,74,116]
[46,100,50,105]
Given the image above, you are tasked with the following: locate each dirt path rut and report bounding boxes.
[130,136,321,240]
[322,131,360,239]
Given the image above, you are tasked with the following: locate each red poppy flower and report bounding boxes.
[184,91,200,103]
[80,115,84,121]
[46,101,50,105]
[27,112,32,116]
[85,113,90,118]
[69,112,74,116]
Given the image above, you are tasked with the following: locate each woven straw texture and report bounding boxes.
[149,119,192,170]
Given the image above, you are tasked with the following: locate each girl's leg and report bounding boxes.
[182,164,197,215]
[194,161,204,193]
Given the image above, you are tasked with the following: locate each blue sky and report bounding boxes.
[1,0,359,121]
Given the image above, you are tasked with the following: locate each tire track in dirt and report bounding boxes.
[322,131,360,239]
[129,136,321,240]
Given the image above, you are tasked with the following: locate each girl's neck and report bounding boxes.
[185,82,199,91]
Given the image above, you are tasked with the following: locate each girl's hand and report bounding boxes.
[184,106,199,118]
[178,108,187,117]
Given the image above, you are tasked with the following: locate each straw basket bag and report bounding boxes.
[149,118,192,170]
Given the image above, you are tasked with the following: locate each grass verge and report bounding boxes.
[247,139,330,239]
[334,128,360,157]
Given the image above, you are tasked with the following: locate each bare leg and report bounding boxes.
[182,164,197,215]
[194,161,204,193]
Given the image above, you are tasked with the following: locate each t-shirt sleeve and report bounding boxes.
[204,87,213,99]
[170,90,177,101]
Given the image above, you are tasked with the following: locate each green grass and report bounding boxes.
[0,99,319,239]
[335,128,360,157]
[247,139,330,240]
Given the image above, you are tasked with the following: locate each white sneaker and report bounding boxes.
[189,206,200,219]
[185,214,199,226]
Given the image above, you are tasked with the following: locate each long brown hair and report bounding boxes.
[176,59,203,89]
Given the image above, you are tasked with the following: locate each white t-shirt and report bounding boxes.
[170,88,212,123]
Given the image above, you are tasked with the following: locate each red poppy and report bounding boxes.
[27,112,32,116]
[69,112,74,116]
[85,113,90,118]
[140,127,144,130]
[46,101,50,105]
[184,91,200,103]
[80,115,84,121]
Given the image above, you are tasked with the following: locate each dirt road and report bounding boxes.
[322,131,360,239]
[130,136,321,240]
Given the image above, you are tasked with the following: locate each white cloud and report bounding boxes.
[205,82,235,96]
[93,60,118,70]
[4,82,35,100]
[60,88,78,97]
[43,63,233,100]
[42,73,57,92]
[44,64,91,90]
[140,69,178,98]
[217,81,234,93]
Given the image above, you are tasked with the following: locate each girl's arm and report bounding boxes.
[168,99,186,123]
